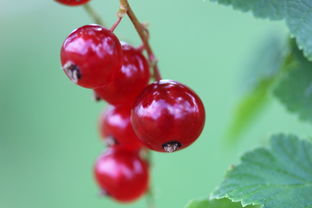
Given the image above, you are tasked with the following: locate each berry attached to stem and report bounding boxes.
[99,105,144,151]
[94,148,149,203]
[119,0,161,81]
[61,24,123,88]
[94,42,150,105]
[131,80,205,153]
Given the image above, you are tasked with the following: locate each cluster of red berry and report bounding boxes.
[56,0,205,204]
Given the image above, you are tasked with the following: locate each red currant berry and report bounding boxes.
[99,105,143,151]
[131,80,205,153]
[55,0,90,6]
[94,42,150,105]
[94,148,149,203]
[61,25,123,88]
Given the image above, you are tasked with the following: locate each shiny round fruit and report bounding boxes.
[94,42,150,105]
[55,0,90,6]
[61,25,123,88]
[131,80,205,153]
[94,148,149,203]
[99,105,143,151]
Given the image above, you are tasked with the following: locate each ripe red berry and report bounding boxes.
[61,25,123,88]
[99,105,143,151]
[131,80,205,153]
[94,148,149,203]
[94,42,150,105]
[55,0,90,6]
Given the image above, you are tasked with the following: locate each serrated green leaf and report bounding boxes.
[185,198,259,208]
[286,0,312,61]
[274,42,312,122]
[210,0,312,61]
[210,0,285,20]
[212,134,312,208]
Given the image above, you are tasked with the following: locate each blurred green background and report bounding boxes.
[1,0,312,208]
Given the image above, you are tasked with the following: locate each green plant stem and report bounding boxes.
[83,4,104,25]
[119,0,161,81]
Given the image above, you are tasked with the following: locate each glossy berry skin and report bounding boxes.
[94,148,149,203]
[131,80,205,153]
[99,105,143,151]
[55,0,90,6]
[61,25,123,88]
[94,42,150,105]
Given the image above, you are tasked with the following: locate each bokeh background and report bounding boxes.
[1,0,312,208]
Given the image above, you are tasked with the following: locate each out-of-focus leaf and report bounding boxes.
[226,78,273,142]
[226,35,286,143]
[274,40,312,122]
[244,35,286,89]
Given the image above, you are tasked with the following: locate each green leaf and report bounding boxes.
[244,35,286,89]
[212,134,312,208]
[185,198,259,208]
[226,78,272,141]
[210,0,312,61]
[226,35,285,142]
[210,0,285,20]
[286,0,312,61]
[274,41,312,122]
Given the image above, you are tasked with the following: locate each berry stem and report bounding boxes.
[117,1,160,204]
[146,188,156,208]
[110,16,123,32]
[136,44,145,52]
[83,4,105,25]
[119,0,162,81]
[144,149,156,208]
